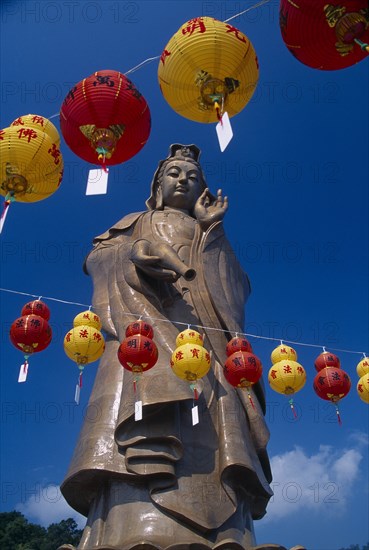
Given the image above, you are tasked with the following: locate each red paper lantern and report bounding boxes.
[313,366,351,424]
[10,314,52,355]
[226,336,252,356]
[279,0,369,70]
[224,351,262,409]
[60,70,151,167]
[314,351,341,372]
[224,351,262,387]
[117,334,158,374]
[125,320,154,339]
[21,299,50,321]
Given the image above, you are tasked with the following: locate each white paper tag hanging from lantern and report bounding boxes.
[192,405,199,425]
[216,112,233,152]
[86,168,109,195]
[75,383,81,405]
[135,400,143,421]
[0,201,11,234]
[18,362,28,383]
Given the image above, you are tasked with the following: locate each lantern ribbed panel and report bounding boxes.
[158,17,258,123]
[279,0,369,70]
[314,351,341,372]
[117,335,158,372]
[59,70,151,166]
[176,329,204,347]
[268,359,306,395]
[270,344,297,364]
[73,311,102,330]
[224,351,262,388]
[21,300,50,321]
[226,336,252,356]
[125,320,154,339]
[11,115,61,147]
[357,375,369,403]
[356,357,369,377]
[171,343,211,381]
[313,366,351,401]
[0,126,63,202]
[64,325,105,364]
[10,315,52,354]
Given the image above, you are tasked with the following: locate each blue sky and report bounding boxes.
[0,1,368,549]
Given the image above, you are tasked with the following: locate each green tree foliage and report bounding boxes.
[0,511,82,550]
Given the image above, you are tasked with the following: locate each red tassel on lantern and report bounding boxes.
[224,338,262,410]
[117,322,158,420]
[9,311,52,382]
[313,365,351,425]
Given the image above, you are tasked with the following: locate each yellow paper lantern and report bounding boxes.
[357,375,369,404]
[171,343,211,382]
[356,357,369,378]
[268,360,306,395]
[10,114,61,147]
[0,125,63,203]
[158,16,259,123]
[73,310,102,330]
[271,344,297,364]
[175,328,204,347]
[64,325,105,366]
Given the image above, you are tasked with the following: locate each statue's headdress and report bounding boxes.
[146,144,207,210]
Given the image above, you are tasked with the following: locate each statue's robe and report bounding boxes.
[60,209,273,550]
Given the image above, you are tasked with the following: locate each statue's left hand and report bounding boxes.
[194,188,228,231]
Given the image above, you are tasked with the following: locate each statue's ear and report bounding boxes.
[155,184,164,210]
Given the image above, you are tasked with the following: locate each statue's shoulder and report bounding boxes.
[93,211,147,242]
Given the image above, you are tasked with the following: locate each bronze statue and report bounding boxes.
[59,144,304,550]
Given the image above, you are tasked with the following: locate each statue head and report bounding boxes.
[146,144,209,213]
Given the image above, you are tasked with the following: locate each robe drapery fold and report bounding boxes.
[61,208,273,549]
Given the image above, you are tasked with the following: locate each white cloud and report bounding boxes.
[16,485,86,529]
[264,443,363,522]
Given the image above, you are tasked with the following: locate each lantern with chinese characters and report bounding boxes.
[158,16,259,124]
[271,343,297,364]
[60,70,151,170]
[279,0,369,71]
[314,350,341,371]
[64,311,105,404]
[117,321,158,420]
[9,311,52,382]
[117,321,157,385]
[117,334,158,376]
[171,329,211,399]
[226,336,253,356]
[125,320,154,339]
[176,328,204,347]
[356,356,369,378]
[268,359,307,418]
[11,114,61,147]
[357,374,369,404]
[313,366,351,424]
[0,117,63,232]
[73,309,102,330]
[224,350,263,409]
[21,299,50,321]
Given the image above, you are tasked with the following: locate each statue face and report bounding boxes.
[160,160,203,211]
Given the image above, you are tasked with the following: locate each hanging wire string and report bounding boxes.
[1,287,366,357]
[0,287,90,309]
[223,0,272,23]
[45,0,273,120]
[124,56,161,76]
